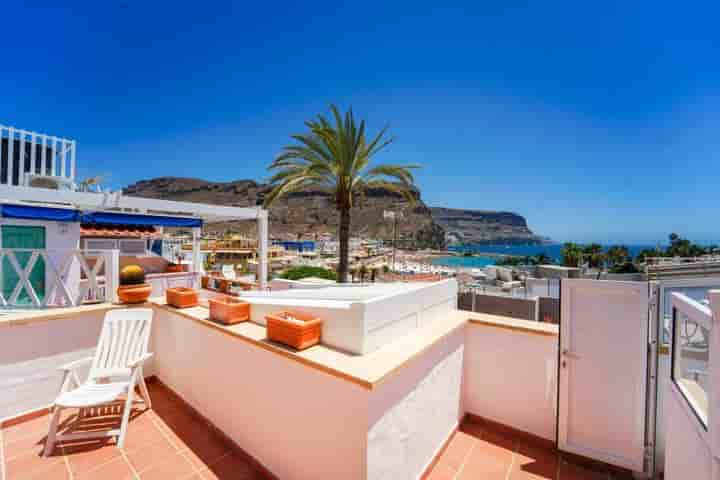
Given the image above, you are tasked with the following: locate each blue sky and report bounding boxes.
[2,2,719,244]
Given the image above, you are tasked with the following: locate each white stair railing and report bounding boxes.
[0,249,118,308]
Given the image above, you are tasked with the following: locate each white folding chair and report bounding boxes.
[43,308,154,455]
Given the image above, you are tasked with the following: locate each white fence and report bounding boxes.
[0,124,76,187]
[0,248,118,308]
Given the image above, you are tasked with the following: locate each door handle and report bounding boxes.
[562,349,581,359]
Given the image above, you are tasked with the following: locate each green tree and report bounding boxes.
[561,242,583,267]
[636,247,664,263]
[264,105,419,282]
[534,253,552,265]
[667,233,705,257]
[358,264,368,282]
[606,245,630,267]
[280,266,337,281]
[582,243,605,268]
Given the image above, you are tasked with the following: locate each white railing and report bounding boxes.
[0,248,117,308]
[0,124,76,187]
[671,292,713,428]
[647,256,720,266]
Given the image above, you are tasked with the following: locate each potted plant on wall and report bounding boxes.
[166,287,199,308]
[166,252,188,273]
[265,309,322,350]
[117,265,152,304]
[208,295,250,325]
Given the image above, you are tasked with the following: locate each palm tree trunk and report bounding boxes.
[338,206,351,283]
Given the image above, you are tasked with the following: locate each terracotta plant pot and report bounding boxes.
[218,279,231,293]
[265,310,322,350]
[117,283,152,304]
[166,287,199,308]
[201,276,209,289]
[209,296,250,325]
[166,264,184,273]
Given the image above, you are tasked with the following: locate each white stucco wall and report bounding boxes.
[0,218,81,302]
[463,323,558,441]
[150,307,370,479]
[367,328,464,480]
[664,385,713,479]
[0,309,106,420]
[242,280,457,355]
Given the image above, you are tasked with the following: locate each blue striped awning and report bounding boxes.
[0,204,202,228]
[0,204,80,222]
[79,211,202,228]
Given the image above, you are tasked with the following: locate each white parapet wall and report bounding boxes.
[239,279,458,355]
[150,304,465,479]
[367,328,464,479]
[0,305,120,420]
[462,314,559,442]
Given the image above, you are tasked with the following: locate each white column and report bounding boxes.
[29,132,36,178]
[18,131,25,186]
[7,127,14,185]
[192,227,202,285]
[257,210,269,290]
[70,140,76,180]
[41,135,47,176]
[107,249,120,304]
[60,140,67,178]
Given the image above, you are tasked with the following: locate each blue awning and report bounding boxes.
[0,204,202,228]
[0,204,80,222]
[80,211,202,228]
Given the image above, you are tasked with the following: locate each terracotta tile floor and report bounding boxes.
[0,382,270,479]
[426,419,631,480]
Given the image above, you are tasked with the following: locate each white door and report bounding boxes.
[559,279,649,472]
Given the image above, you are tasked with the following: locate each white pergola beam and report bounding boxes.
[0,184,270,292]
[0,184,262,221]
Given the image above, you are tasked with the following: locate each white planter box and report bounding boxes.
[240,279,458,354]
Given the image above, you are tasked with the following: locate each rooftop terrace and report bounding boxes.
[0,278,717,479]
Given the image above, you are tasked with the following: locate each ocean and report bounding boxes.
[431,243,656,268]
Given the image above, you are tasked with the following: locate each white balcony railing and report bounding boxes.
[0,249,117,308]
[671,292,713,427]
[0,124,76,187]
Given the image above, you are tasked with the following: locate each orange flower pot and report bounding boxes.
[209,296,250,325]
[201,276,209,289]
[265,310,322,350]
[166,264,184,273]
[117,283,152,304]
[218,279,231,293]
[166,287,199,308]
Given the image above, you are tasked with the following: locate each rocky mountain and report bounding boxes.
[429,207,545,245]
[123,177,545,247]
[123,177,444,247]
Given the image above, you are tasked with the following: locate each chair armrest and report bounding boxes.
[128,353,154,369]
[58,357,94,372]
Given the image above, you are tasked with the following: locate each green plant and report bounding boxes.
[582,243,605,269]
[358,264,368,282]
[264,105,420,282]
[119,265,146,285]
[609,261,639,274]
[561,242,583,267]
[280,266,337,281]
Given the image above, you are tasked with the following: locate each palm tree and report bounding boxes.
[606,245,630,267]
[582,243,605,269]
[264,105,420,282]
[561,242,583,267]
[535,253,551,265]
